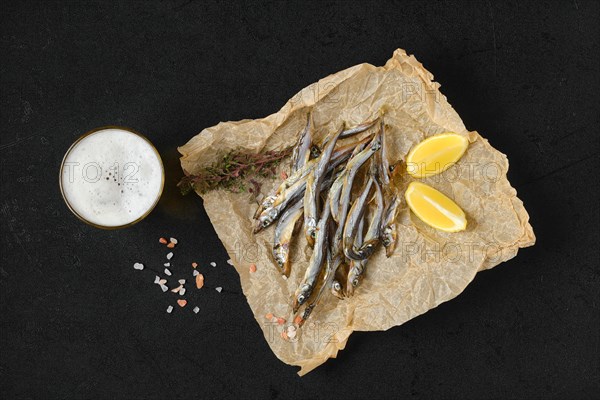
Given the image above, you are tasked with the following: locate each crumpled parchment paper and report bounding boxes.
[178,49,535,375]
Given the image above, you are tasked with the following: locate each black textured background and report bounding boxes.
[1,1,599,399]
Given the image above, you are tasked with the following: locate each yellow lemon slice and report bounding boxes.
[405,182,467,232]
[406,133,469,178]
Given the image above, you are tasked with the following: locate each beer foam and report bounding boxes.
[60,128,163,227]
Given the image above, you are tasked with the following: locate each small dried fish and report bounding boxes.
[381,194,402,257]
[254,178,305,233]
[293,201,331,313]
[346,258,368,297]
[303,171,318,246]
[345,213,367,298]
[304,124,345,246]
[330,137,371,223]
[357,177,384,259]
[290,112,313,173]
[343,176,374,260]
[272,198,304,277]
[300,251,342,323]
[328,170,346,223]
[375,119,391,186]
[339,116,380,138]
[334,217,362,298]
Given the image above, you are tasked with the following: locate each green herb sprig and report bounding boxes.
[178,147,292,195]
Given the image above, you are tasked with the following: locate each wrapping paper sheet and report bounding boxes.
[179,49,535,375]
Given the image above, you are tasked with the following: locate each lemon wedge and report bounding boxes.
[406,133,469,178]
[405,182,467,232]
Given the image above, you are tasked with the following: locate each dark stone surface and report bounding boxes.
[1,1,598,399]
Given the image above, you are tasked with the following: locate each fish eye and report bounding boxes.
[333,282,341,291]
[352,278,359,287]
[262,220,269,227]
[310,231,316,238]
[298,294,305,303]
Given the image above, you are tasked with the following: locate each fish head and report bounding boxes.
[310,145,321,159]
[384,229,398,257]
[305,218,317,247]
[292,283,312,313]
[253,208,278,233]
[331,280,345,299]
[272,243,289,274]
[370,132,382,151]
[382,226,393,247]
[253,195,277,219]
[345,270,360,297]
[346,261,365,297]
[360,239,379,257]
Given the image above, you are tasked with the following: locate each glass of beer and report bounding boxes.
[59,126,164,229]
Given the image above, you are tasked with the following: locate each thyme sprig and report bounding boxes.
[178,147,292,195]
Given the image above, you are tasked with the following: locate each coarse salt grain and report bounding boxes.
[154,276,160,284]
[167,242,175,249]
[164,262,170,267]
[294,315,303,325]
[177,299,187,307]
[195,274,204,289]
[192,262,198,268]
[193,306,200,314]
[170,238,178,244]
[192,270,199,277]
[265,313,274,320]
[287,330,297,339]
[226,259,233,266]
[166,305,173,313]
[160,284,168,292]
[178,279,185,284]
[210,262,217,267]
[164,268,172,276]
[277,317,285,325]
[159,238,168,244]
[159,279,167,285]
[133,263,144,270]
[166,252,173,260]
[179,288,186,296]
[215,287,222,293]
[171,285,183,293]
[249,264,257,273]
